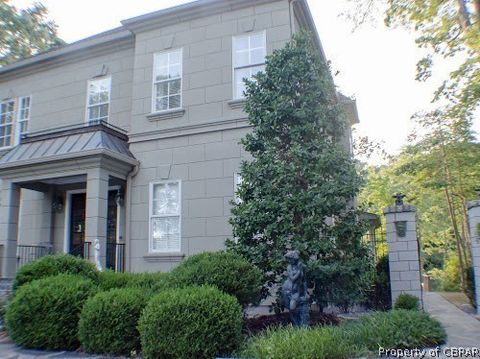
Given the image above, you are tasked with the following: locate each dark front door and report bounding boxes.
[106,191,118,270]
[70,193,86,257]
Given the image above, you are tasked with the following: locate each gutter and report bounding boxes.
[125,164,140,272]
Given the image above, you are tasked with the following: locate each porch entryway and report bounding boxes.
[0,121,138,278]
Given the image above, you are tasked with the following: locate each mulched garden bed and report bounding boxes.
[243,312,340,336]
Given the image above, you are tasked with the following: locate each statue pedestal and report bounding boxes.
[289,300,310,327]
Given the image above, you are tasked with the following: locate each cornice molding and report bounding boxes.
[121,0,280,33]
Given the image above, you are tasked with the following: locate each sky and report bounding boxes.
[11,0,473,164]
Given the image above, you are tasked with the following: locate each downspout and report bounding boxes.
[289,0,301,36]
[125,163,139,272]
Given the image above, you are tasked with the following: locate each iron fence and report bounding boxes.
[17,245,51,268]
[106,242,125,272]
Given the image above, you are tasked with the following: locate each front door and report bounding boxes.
[69,193,86,257]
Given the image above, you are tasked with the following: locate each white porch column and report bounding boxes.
[85,168,109,269]
[467,200,480,315]
[383,203,423,308]
[0,181,20,278]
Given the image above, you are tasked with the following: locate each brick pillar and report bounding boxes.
[383,204,423,307]
[0,181,20,278]
[467,200,480,315]
[85,168,109,270]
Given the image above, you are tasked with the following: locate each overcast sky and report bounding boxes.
[12,0,472,164]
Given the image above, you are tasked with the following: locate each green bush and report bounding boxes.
[138,286,243,359]
[98,270,172,292]
[78,288,149,355]
[367,255,391,310]
[350,310,446,350]
[5,274,97,350]
[13,254,99,291]
[170,251,263,306]
[242,309,446,358]
[241,326,357,359]
[394,293,419,310]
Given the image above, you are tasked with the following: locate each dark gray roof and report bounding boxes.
[0,122,137,169]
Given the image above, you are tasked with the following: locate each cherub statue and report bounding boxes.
[94,238,103,272]
[281,250,310,326]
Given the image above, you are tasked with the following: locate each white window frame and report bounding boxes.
[152,48,183,113]
[149,180,182,253]
[234,172,243,204]
[85,76,111,123]
[0,99,16,150]
[232,31,267,99]
[15,95,31,145]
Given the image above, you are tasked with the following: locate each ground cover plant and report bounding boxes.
[241,309,446,359]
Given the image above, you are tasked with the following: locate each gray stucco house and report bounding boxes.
[0,0,359,278]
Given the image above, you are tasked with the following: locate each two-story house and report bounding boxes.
[0,0,359,278]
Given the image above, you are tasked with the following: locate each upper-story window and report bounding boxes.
[153,49,182,112]
[16,96,31,143]
[87,77,111,123]
[232,31,266,99]
[0,100,15,149]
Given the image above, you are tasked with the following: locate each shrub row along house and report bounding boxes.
[0,0,359,277]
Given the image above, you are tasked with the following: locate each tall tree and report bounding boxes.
[227,32,372,309]
[0,0,64,66]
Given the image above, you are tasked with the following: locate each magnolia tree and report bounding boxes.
[227,32,372,311]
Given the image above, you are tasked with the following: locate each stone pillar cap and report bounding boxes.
[467,200,480,210]
[383,204,417,214]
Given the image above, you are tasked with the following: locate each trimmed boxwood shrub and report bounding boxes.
[5,274,97,350]
[138,286,243,359]
[13,254,99,291]
[98,270,172,292]
[170,251,263,306]
[394,293,419,310]
[79,288,149,355]
[241,309,446,358]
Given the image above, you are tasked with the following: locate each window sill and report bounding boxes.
[227,99,246,109]
[143,253,185,262]
[147,108,185,122]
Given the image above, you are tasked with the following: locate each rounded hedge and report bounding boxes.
[394,293,419,311]
[138,286,243,359]
[98,270,172,292]
[79,288,149,355]
[170,251,263,306]
[5,274,98,350]
[13,254,99,291]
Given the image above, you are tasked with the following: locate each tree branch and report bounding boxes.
[456,0,471,31]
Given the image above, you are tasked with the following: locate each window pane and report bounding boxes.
[151,217,180,252]
[156,97,168,112]
[153,182,180,215]
[169,64,182,79]
[250,33,265,49]
[155,66,169,82]
[169,95,181,109]
[155,53,169,68]
[234,36,249,52]
[156,82,169,97]
[235,50,250,68]
[250,48,265,65]
[99,104,109,118]
[169,50,182,65]
[20,121,28,134]
[169,79,181,95]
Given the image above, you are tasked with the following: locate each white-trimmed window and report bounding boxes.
[0,100,15,149]
[16,96,31,143]
[232,31,266,99]
[149,180,181,253]
[86,77,111,123]
[234,173,243,204]
[153,49,182,112]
